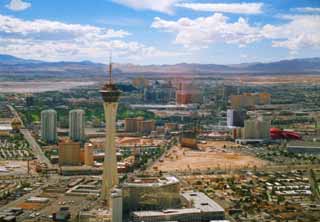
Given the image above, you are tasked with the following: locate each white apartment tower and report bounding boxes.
[69,109,85,141]
[41,109,57,143]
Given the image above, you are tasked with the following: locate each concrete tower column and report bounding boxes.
[101,102,119,201]
[100,56,121,207]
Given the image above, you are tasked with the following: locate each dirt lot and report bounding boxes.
[0,81,97,93]
[150,141,267,172]
[224,75,320,86]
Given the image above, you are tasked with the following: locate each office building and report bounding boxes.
[124,117,144,132]
[41,109,57,143]
[227,109,245,127]
[230,93,271,109]
[137,120,156,135]
[144,81,175,104]
[125,118,156,135]
[58,138,81,166]
[176,83,201,105]
[243,118,271,140]
[69,109,85,141]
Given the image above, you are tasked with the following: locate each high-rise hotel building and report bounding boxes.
[69,109,85,141]
[40,109,57,143]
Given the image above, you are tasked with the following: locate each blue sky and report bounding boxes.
[0,0,319,64]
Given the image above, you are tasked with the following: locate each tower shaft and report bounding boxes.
[101,102,119,203]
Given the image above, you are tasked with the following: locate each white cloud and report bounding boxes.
[0,14,130,40]
[152,13,262,49]
[6,0,31,11]
[112,0,181,14]
[0,14,180,63]
[261,15,320,52]
[152,13,320,53]
[176,2,264,14]
[292,7,320,13]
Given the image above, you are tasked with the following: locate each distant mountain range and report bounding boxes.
[0,54,320,76]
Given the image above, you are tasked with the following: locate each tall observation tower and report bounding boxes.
[100,56,121,204]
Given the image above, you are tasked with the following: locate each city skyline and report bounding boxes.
[0,0,319,65]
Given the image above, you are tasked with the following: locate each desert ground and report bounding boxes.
[0,81,97,93]
[151,141,267,172]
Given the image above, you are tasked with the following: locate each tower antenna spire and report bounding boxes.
[109,52,112,84]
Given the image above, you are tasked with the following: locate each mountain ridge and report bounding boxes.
[0,54,320,76]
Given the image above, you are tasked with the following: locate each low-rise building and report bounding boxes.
[287,141,320,154]
[123,176,181,212]
[132,191,225,222]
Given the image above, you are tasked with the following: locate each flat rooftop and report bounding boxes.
[0,124,12,131]
[288,140,320,148]
[182,191,225,213]
[130,104,197,110]
[123,176,179,188]
[133,208,201,217]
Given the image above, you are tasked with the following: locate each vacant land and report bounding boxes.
[224,75,320,86]
[151,141,267,172]
[0,81,97,93]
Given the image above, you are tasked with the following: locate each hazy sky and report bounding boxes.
[0,0,319,64]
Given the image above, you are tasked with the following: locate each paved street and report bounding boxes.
[8,105,52,168]
[20,129,52,168]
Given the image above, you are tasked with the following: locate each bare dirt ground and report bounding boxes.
[150,141,267,172]
[0,81,97,93]
[224,75,320,85]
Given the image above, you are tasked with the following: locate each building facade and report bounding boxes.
[124,117,144,132]
[227,109,246,127]
[123,176,181,212]
[58,139,81,166]
[69,109,85,141]
[243,118,271,140]
[41,109,57,143]
[84,143,94,166]
[230,93,271,109]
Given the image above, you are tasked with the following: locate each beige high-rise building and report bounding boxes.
[84,143,94,166]
[137,120,156,134]
[58,138,81,166]
[124,117,144,132]
[243,118,271,139]
[230,93,271,109]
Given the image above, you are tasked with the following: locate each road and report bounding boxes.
[20,129,52,168]
[0,185,43,211]
[7,105,25,128]
[8,105,52,168]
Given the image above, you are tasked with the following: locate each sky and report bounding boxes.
[0,0,319,64]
